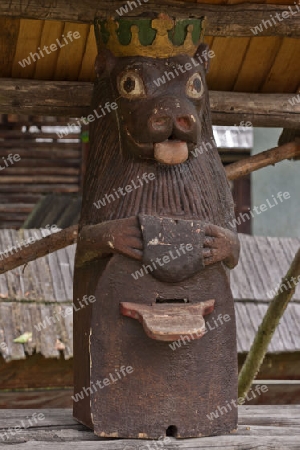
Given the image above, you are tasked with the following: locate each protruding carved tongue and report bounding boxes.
[154,140,188,165]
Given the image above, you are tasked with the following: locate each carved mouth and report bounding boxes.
[154,139,188,165]
[125,127,191,165]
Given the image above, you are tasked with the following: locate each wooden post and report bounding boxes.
[73,14,240,439]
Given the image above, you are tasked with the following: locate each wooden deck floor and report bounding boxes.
[0,406,300,449]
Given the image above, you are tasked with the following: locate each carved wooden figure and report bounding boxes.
[73,14,240,439]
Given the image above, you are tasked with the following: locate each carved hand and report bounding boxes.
[203,224,240,269]
[77,216,143,266]
[98,216,143,261]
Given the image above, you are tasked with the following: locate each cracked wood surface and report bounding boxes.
[0,407,300,448]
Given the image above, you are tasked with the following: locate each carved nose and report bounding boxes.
[149,116,172,132]
[175,115,194,132]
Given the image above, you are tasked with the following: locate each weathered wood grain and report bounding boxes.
[0,353,73,390]
[226,142,300,181]
[0,226,78,274]
[210,91,300,129]
[0,79,299,128]
[1,407,300,447]
[0,389,73,409]
[0,1,300,36]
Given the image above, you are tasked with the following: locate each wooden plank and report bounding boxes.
[0,353,73,390]
[11,19,44,79]
[0,436,299,448]
[0,17,20,77]
[0,176,79,184]
[0,407,300,447]
[0,302,25,361]
[1,2,300,36]
[0,389,73,409]
[0,204,34,213]
[0,79,299,128]
[33,20,64,80]
[0,168,79,176]
[0,185,79,193]
[22,230,56,303]
[0,213,29,222]
[0,120,79,127]
[0,222,21,229]
[0,159,81,168]
[78,25,97,81]
[54,23,91,81]
[207,36,250,91]
[0,79,91,117]
[0,194,41,203]
[0,131,80,139]
[0,149,80,159]
[261,37,300,94]
[233,36,283,93]
[0,141,81,148]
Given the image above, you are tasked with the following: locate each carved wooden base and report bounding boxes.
[81,254,238,439]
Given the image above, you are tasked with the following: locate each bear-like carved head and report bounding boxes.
[82,42,234,230]
[95,43,210,165]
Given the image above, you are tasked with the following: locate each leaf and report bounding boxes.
[13,332,32,344]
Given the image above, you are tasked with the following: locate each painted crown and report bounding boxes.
[94,14,206,58]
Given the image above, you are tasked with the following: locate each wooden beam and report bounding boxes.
[0,225,78,275]
[226,141,300,181]
[210,91,300,129]
[0,80,90,117]
[0,2,300,37]
[0,79,299,128]
[277,88,300,158]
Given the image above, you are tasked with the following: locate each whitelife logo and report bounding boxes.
[229,191,291,228]
[250,2,300,35]
[93,173,155,210]
[0,153,21,171]
[289,93,300,107]
[18,31,81,68]
[206,385,269,421]
[72,365,134,402]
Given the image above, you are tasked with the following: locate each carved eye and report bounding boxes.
[186,73,204,99]
[118,71,146,98]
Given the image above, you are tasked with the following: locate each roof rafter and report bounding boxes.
[0,1,300,37]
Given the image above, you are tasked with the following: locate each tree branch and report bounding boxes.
[0,225,78,274]
[238,247,300,399]
[225,141,300,181]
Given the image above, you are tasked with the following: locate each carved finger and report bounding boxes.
[125,216,140,227]
[203,237,217,248]
[126,226,143,238]
[204,223,223,237]
[203,256,217,266]
[127,237,143,250]
[203,248,214,258]
[122,247,143,261]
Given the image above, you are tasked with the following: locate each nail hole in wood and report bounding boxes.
[166,425,178,437]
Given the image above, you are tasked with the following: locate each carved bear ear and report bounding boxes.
[193,43,211,73]
[95,49,116,77]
